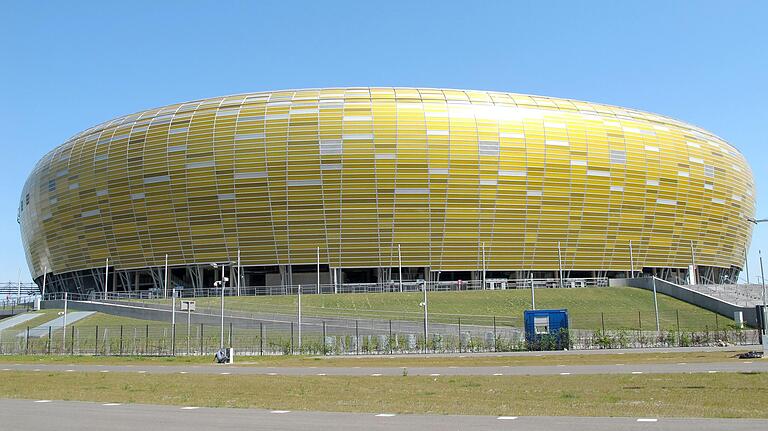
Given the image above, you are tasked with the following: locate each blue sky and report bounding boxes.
[1,1,766,283]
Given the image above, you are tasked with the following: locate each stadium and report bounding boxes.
[18,87,755,295]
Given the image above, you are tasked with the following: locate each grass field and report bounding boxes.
[0,349,760,367]
[153,287,732,330]
[1,371,765,418]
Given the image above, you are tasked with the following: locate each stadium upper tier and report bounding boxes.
[19,87,755,292]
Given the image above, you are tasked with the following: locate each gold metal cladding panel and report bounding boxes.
[19,88,755,278]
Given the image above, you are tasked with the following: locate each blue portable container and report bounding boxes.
[524,309,570,351]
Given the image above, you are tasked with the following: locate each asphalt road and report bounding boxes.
[1,399,765,431]
[1,360,766,376]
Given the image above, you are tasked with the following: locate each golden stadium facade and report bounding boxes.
[19,87,755,293]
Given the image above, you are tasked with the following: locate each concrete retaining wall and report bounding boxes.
[615,277,759,327]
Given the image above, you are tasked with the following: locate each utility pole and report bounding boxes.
[104,258,109,300]
[760,251,767,352]
[164,254,169,300]
[558,241,564,288]
[652,277,660,332]
[297,284,302,351]
[62,292,68,352]
[421,281,428,348]
[745,247,750,285]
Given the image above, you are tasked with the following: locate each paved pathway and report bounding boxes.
[1,399,765,431]
[1,360,765,376]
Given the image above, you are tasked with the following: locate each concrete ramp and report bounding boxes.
[0,313,42,331]
[16,311,95,338]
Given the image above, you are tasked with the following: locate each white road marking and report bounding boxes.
[677,362,687,365]
[376,413,396,417]
[707,370,717,374]
[1,368,10,371]
[179,371,188,374]
[137,371,146,374]
[267,372,277,376]
[33,369,41,372]
[316,373,327,376]
[743,361,753,364]
[448,366,458,369]
[430,373,441,376]
[181,406,199,410]
[102,403,121,406]
[637,418,658,422]
[100,370,110,373]
[615,364,624,366]
[34,400,52,403]
[559,372,571,376]
[220,372,231,375]
[371,373,382,376]
[270,410,291,414]
[497,416,518,420]
[493,373,503,376]
[65,370,75,372]
[631,371,643,375]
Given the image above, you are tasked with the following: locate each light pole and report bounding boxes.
[420,280,428,349]
[211,263,228,350]
[297,284,302,352]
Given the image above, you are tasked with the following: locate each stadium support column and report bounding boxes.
[41,266,47,299]
[690,240,698,285]
[317,246,321,294]
[398,244,403,293]
[482,242,486,290]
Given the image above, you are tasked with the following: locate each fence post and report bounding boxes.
[200,324,204,355]
[95,325,99,356]
[715,312,719,331]
[47,326,52,354]
[355,320,359,355]
[290,322,294,355]
[70,325,75,354]
[25,326,29,354]
[171,324,175,356]
[493,316,497,352]
[676,309,681,346]
[120,325,124,356]
[389,320,392,354]
[322,321,327,355]
[145,325,149,355]
[260,322,264,356]
[601,313,606,333]
[229,322,233,349]
[638,311,642,332]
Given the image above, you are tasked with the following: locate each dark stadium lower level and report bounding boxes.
[35,264,742,296]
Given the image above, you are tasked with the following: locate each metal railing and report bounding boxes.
[43,277,609,301]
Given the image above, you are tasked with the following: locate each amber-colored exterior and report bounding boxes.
[19,88,755,283]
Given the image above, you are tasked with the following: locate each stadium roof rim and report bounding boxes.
[50,86,743,163]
